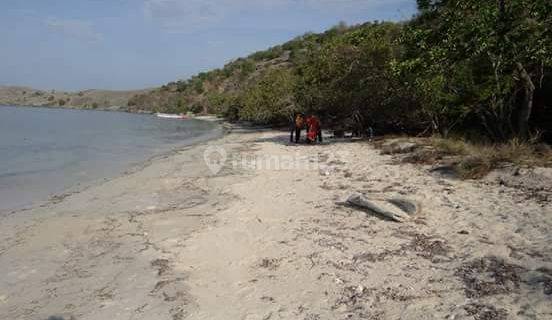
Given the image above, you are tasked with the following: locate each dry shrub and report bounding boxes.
[430,137,552,179]
[430,137,469,156]
[455,155,494,179]
[374,135,552,179]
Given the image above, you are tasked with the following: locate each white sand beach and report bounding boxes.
[1,130,551,320]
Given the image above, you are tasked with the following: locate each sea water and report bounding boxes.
[0,106,221,212]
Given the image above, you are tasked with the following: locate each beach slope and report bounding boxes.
[1,131,551,320]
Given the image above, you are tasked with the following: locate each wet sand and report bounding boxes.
[1,130,551,320]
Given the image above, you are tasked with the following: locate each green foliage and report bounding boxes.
[193,81,204,94]
[249,46,284,61]
[127,5,551,142]
[295,22,423,132]
[239,60,256,78]
[211,93,243,119]
[176,80,188,93]
[203,92,241,119]
[176,99,186,113]
[240,69,296,124]
[197,72,209,81]
[400,0,552,140]
[188,103,203,114]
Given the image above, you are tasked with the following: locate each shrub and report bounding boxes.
[189,103,203,114]
[176,80,188,93]
[431,138,552,179]
[239,69,296,124]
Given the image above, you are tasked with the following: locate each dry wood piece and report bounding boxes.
[339,193,419,222]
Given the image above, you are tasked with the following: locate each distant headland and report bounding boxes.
[0,86,153,113]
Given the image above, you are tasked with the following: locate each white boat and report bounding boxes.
[155,113,189,119]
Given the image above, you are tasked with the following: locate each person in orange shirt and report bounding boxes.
[290,113,305,143]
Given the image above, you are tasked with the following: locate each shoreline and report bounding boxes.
[0,103,153,114]
[0,110,225,216]
[1,130,551,319]
[2,129,222,217]
[0,131,253,319]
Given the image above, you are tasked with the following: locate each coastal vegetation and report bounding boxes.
[129,0,551,146]
[2,0,550,170]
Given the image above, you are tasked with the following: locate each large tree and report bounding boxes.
[402,0,552,139]
[295,22,421,133]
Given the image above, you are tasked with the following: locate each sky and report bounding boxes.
[1,0,417,91]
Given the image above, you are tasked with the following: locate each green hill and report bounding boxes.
[128,1,552,143]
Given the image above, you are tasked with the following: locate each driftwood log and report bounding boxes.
[340,193,419,222]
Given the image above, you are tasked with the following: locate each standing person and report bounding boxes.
[290,113,305,143]
[368,126,374,141]
[306,115,321,144]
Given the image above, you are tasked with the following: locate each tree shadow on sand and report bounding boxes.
[252,133,369,146]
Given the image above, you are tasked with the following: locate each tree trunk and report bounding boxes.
[516,63,535,140]
[498,0,505,16]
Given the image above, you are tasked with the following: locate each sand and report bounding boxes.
[1,130,551,320]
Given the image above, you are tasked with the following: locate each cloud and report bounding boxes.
[143,0,413,33]
[143,0,222,33]
[142,0,312,33]
[46,18,103,42]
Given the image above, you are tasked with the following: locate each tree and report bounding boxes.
[402,0,552,140]
[296,22,422,133]
[240,69,296,124]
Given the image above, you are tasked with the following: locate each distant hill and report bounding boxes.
[126,46,296,115]
[0,24,355,116]
[0,86,152,112]
[125,25,352,117]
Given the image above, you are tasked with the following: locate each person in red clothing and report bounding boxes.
[306,115,322,143]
